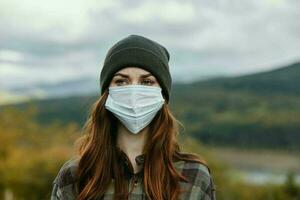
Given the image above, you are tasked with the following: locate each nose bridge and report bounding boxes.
[131,74,140,85]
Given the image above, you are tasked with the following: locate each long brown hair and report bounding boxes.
[75,90,208,200]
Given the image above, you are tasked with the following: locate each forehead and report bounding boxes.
[114,67,153,75]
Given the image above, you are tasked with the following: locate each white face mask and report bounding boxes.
[105,85,165,134]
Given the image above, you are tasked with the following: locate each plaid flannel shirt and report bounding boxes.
[51,147,216,200]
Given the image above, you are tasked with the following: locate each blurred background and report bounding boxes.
[0,0,299,199]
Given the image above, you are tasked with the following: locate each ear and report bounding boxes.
[161,91,169,104]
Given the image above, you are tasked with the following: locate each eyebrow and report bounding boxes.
[113,73,154,78]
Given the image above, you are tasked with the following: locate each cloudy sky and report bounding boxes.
[0,0,300,92]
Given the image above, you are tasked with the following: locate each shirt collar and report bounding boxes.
[114,146,145,179]
[113,146,180,179]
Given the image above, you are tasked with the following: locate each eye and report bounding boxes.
[114,79,129,86]
[141,79,155,85]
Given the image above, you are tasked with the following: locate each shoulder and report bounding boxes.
[174,159,217,199]
[174,159,212,187]
[53,158,79,188]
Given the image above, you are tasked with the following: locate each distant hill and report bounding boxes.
[173,61,300,95]
[1,61,300,150]
[0,76,98,105]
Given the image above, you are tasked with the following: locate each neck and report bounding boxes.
[116,123,148,156]
[116,123,148,174]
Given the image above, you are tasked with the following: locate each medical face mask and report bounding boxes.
[105,85,165,134]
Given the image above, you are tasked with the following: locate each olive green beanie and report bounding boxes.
[100,34,172,102]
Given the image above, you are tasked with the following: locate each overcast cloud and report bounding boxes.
[0,0,300,90]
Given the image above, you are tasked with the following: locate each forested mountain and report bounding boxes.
[174,62,300,95]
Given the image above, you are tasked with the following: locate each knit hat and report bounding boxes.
[100,34,172,102]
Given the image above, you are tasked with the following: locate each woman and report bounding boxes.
[51,34,216,200]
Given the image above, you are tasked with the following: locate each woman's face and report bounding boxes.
[109,67,160,88]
